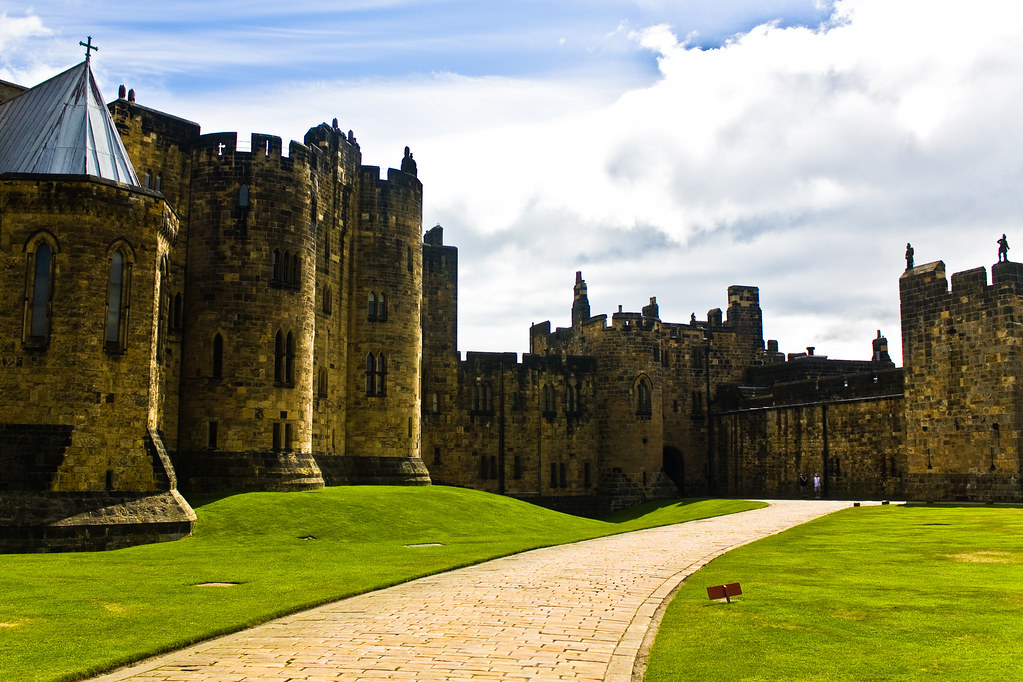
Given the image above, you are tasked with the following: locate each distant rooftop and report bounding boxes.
[0,60,139,185]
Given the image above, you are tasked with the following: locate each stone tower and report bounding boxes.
[342,156,431,484]
[174,132,324,491]
[0,60,194,550]
[900,260,1023,501]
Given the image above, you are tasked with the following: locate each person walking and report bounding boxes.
[813,473,822,499]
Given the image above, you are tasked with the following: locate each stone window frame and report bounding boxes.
[367,291,387,321]
[156,255,170,364]
[22,231,59,350]
[635,374,652,416]
[103,239,135,356]
[271,249,300,288]
[274,329,295,387]
[366,352,386,397]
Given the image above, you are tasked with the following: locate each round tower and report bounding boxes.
[176,132,323,492]
[343,151,430,484]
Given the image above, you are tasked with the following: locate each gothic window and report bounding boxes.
[157,258,169,363]
[375,353,386,396]
[368,292,377,320]
[366,353,375,395]
[366,353,386,396]
[212,333,224,379]
[378,292,387,320]
[24,235,56,347]
[636,376,652,416]
[566,384,580,414]
[285,332,295,385]
[104,244,133,354]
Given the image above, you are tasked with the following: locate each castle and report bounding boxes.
[1,58,1020,551]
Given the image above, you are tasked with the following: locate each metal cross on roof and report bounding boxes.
[80,36,98,62]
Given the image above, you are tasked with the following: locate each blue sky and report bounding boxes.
[3,1,1022,362]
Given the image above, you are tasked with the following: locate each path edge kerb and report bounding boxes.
[607,500,856,682]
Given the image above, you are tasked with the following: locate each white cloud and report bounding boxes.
[6,0,1022,367]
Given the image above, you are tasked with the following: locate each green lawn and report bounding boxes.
[0,486,762,681]
[644,504,1023,681]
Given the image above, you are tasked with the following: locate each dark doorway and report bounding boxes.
[663,446,684,495]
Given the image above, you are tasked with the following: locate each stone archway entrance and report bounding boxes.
[662,446,684,495]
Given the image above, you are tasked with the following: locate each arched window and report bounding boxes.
[238,184,249,208]
[274,330,285,383]
[366,353,386,396]
[368,292,377,320]
[104,245,132,354]
[24,237,56,346]
[375,353,386,396]
[212,333,223,379]
[636,376,652,415]
[285,331,295,385]
[157,257,169,363]
[377,292,386,320]
[155,174,163,192]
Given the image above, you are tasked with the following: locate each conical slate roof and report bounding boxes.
[0,60,139,185]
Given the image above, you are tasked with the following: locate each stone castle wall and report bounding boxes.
[900,260,1023,501]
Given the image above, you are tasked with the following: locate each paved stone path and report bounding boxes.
[95,500,854,681]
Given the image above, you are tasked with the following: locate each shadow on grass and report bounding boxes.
[603,498,707,523]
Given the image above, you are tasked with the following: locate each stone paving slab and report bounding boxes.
[93,500,856,682]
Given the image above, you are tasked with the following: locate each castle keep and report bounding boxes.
[1,59,1020,551]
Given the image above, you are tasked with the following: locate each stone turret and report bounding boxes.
[343,155,431,485]
[572,271,590,326]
